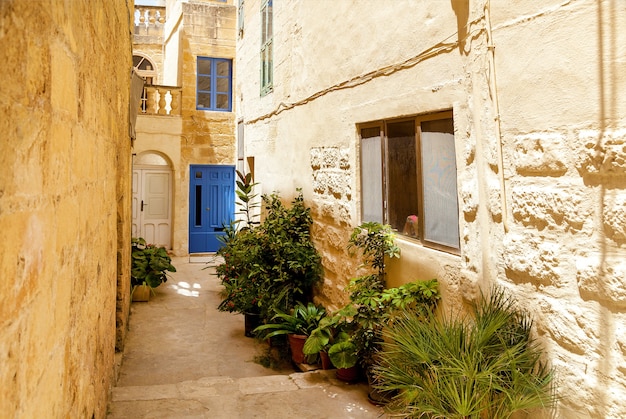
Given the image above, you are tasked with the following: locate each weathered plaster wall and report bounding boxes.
[237,0,626,417]
[0,1,133,417]
[238,0,472,309]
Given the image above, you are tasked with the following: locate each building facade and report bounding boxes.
[0,1,133,417]
[132,0,238,256]
[236,0,626,417]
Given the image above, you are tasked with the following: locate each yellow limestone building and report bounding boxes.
[1,1,134,417]
[236,1,626,417]
[132,0,238,256]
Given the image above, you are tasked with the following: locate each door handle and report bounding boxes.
[141,200,144,211]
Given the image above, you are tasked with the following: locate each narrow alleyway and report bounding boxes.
[107,257,384,418]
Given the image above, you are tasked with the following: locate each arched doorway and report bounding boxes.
[132,151,172,249]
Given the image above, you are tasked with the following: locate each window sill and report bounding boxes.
[395,233,461,257]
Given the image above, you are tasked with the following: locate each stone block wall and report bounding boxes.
[236,1,626,416]
[501,129,626,418]
[0,1,132,417]
[309,146,357,309]
[493,3,626,416]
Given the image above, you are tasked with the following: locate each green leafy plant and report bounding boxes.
[254,302,326,339]
[216,189,322,322]
[131,237,176,288]
[216,224,263,314]
[348,222,400,280]
[374,287,556,418]
[303,313,358,368]
[234,170,260,229]
[302,222,440,372]
[345,222,436,369]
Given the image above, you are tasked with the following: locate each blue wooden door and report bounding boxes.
[189,165,235,253]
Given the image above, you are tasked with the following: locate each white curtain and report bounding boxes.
[420,122,459,248]
[361,135,383,223]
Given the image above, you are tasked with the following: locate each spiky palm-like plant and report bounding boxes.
[373,287,555,419]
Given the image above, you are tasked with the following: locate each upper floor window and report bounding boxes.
[260,0,273,96]
[197,57,232,112]
[133,54,156,85]
[238,0,245,37]
[359,111,460,253]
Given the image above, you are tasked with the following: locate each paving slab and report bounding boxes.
[108,256,385,418]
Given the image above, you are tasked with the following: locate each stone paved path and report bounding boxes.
[107,256,385,419]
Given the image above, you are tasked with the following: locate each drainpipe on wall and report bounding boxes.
[485,0,509,233]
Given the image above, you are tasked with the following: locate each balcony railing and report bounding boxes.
[139,85,181,116]
[134,6,166,37]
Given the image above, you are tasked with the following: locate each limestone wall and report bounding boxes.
[0,1,133,417]
[492,2,626,417]
[236,0,626,417]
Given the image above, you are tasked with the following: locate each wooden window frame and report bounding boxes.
[260,0,273,96]
[359,110,460,254]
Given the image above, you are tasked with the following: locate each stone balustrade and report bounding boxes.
[140,85,181,116]
[134,7,165,36]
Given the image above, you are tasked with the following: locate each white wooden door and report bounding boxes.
[132,169,172,248]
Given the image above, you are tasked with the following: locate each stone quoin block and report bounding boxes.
[511,186,590,232]
[513,133,568,176]
[536,298,594,355]
[577,256,626,309]
[576,129,626,177]
[603,193,626,243]
[503,233,563,286]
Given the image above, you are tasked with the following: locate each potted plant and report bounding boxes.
[254,302,326,365]
[216,171,264,335]
[216,187,323,331]
[131,237,176,301]
[303,313,354,370]
[345,222,400,370]
[321,222,441,393]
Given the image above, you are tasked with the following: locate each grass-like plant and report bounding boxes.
[373,287,555,419]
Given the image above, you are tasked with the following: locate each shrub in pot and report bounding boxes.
[216,185,322,325]
[323,222,440,389]
[303,314,354,370]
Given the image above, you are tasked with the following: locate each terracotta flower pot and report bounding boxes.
[319,351,333,370]
[336,365,360,382]
[287,334,307,364]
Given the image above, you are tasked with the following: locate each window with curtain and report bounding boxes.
[238,0,245,37]
[260,0,273,96]
[359,111,460,253]
[197,57,232,112]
